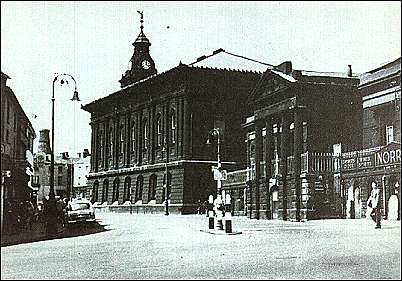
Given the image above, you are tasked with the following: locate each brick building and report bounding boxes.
[341,57,401,220]
[82,16,261,214]
[223,62,361,220]
[1,71,36,233]
[71,153,91,200]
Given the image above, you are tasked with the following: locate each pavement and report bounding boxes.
[1,213,401,280]
[1,220,106,247]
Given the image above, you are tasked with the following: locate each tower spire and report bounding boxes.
[134,10,150,44]
[119,10,157,87]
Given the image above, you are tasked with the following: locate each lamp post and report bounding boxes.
[206,128,225,230]
[162,139,169,216]
[47,73,80,236]
[206,129,221,195]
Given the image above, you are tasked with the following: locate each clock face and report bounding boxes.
[141,60,151,70]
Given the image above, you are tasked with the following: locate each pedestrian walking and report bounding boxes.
[367,181,382,229]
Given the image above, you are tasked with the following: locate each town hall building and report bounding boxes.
[82,15,261,214]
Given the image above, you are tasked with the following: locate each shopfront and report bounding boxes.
[341,142,401,220]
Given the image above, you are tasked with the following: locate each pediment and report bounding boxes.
[248,70,295,104]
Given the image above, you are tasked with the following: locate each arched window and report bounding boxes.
[102,179,109,203]
[148,174,157,202]
[131,122,136,153]
[123,177,131,202]
[136,175,144,202]
[170,109,176,144]
[112,178,120,203]
[143,119,148,150]
[92,180,99,203]
[156,114,162,148]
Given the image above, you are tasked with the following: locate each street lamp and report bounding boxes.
[162,139,169,216]
[47,73,80,236]
[206,128,222,195]
[206,128,225,230]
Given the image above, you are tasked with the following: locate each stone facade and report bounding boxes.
[83,65,261,214]
[223,61,361,220]
[1,71,36,233]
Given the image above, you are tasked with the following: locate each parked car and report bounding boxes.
[66,199,95,224]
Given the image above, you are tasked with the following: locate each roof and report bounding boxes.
[190,50,269,73]
[300,70,359,79]
[271,69,297,82]
[248,64,359,104]
[134,30,150,44]
[1,71,11,80]
[82,63,262,113]
[359,57,401,87]
[1,71,36,136]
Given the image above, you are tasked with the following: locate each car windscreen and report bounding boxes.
[70,203,91,211]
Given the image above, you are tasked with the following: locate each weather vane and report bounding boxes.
[137,10,144,31]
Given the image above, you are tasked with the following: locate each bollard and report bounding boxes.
[214,195,224,230]
[224,194,232,233]
[216,209,224,230]
[208,195,214,229]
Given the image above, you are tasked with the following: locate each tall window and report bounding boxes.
[123,177,131,202]
[99,131,104,161]
[92,181,99,203]
[148,174,157,201]
[156,114,162,147]
[108,128,114,157]
[386,125,394,144]
[170,109,176,144]
[119,125,124,155]
[7,101,10,124]
[112,178,119,203]
[131,123,136,153]
[102,179,109,203]
[143,119,148,150]
[136,175,144,202]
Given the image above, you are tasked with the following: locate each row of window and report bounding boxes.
[96,109,177,162]
[92,174,172,204]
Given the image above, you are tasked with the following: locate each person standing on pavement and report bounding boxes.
[367,181,382,229]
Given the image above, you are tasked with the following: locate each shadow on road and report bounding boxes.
[1,221,109,247]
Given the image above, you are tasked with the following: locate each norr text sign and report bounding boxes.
[375,142,401,167]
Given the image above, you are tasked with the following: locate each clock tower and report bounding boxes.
[119,11,157,88]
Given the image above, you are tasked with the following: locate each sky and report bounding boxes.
[1,1,401,157]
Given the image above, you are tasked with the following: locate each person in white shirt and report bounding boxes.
[367,181,382,229]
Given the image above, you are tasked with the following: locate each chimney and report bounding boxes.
[347,65,352,77]
[275,61,293,74]
[38,129,51,154]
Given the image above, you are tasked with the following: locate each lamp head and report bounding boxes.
[71,90,80,101]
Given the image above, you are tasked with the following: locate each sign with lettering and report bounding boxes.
[357,154,375,169]
[342,142,401,172]
[342,156,357,170]
[375,142,401,167]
